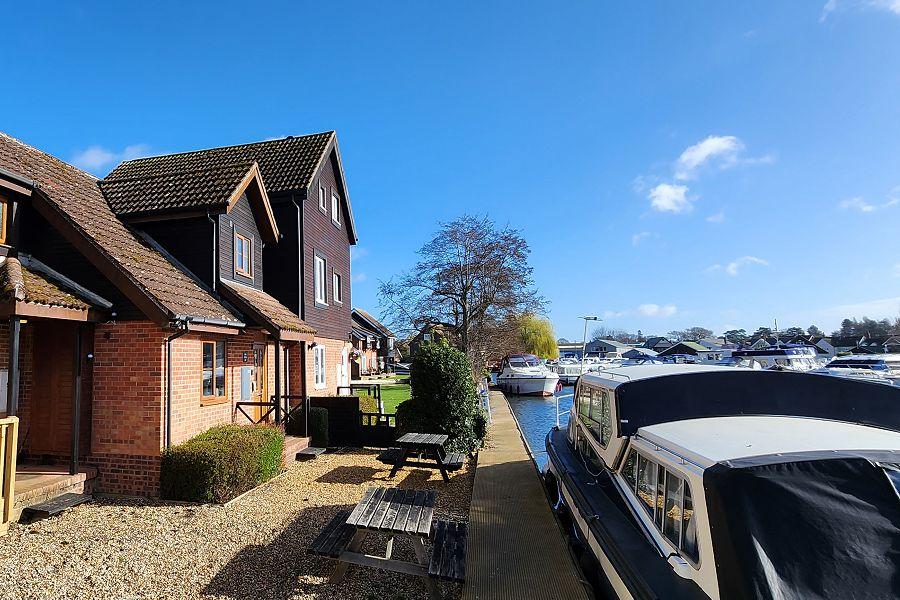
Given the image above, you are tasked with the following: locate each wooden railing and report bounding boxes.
[0,416,18,535]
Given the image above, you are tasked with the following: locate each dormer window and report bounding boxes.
[234,232,253,278]
[331,189,341,227]
[319,184,327,212]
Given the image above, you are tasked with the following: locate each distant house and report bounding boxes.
[856,335,900,354]
[622,348,658,360]
[350,308,397,376]
[830,336,864,354]
[407,323,453,358]
[557,342,584,359]
[642,336,673,353]
[659,342,724,363]
[696,337,724,350]
[585,338,630,358]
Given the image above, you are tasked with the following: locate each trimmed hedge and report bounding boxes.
[396,341,485,453]
[309,406,329,448]
[160,424,285,503]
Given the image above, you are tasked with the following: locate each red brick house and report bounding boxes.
[351,308,397,377]
[0,130,356,499]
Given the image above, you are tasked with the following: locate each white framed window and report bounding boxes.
[314,345,327,388]
[318,184,327,212]
[331,189,341,226]
[361,353,368,372]
[333,271,343,304]
[314,254,327,305]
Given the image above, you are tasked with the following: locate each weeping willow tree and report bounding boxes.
[519,313,558,359]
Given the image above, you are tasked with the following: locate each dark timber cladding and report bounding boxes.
[219,194,264,289]
[303,149,351,340]
[138,217,214,290]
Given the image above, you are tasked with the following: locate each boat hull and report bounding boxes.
[497,374,559,396]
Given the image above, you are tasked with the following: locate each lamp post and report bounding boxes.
[557,315,599,429]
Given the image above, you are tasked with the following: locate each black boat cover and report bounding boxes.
[614,370,900,436]
[704,451,900,600]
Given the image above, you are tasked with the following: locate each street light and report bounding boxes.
[555,315,600,430]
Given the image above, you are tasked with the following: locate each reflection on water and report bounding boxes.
[507,385,574,470]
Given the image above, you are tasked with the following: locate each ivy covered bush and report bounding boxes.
[160,424,284,503]
[396,342,486,453]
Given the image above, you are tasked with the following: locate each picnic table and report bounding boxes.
[377,433,466,482]
[308,486,467,598]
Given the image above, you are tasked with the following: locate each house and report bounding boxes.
[585,338,629,358]
[622,347,658,360]
[557,342,584,359]
[642,336,672,353]
[407,323,453,358]
[830,335,864,354]
[104,132,357,399]
[351,308,396,377]
[0,130,356,498]
[856,335,900,354]
[658,342,723,363]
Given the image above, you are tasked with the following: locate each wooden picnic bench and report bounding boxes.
[308,487,467,597]
[376,433,465,482]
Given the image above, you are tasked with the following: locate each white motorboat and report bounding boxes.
[497,353,560,396]
[554,358,586,385]
[810,354,900,386]
[730,344,820,371]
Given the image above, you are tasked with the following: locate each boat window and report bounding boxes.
[587,387,603,440]
[636,454,656,517]
[622,449,637,492]
[577,432,605,474]
[578,385,592,422]
[655,463,665,528]
[509,358,527,367]
[682,485,699,563]
[600,389,612,445]
[663,472,683,548]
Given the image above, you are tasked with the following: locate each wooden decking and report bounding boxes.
[463,391,590,599]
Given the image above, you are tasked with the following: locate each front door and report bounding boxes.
[252,343,268,422]
[30,321,76,454]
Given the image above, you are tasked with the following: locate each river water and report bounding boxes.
[506,384,575,470]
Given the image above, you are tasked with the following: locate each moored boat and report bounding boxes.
[496,353,560,396]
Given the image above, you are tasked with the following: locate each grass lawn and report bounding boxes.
[380,383,411,413]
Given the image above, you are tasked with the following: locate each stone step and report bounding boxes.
[283,435,311,464]
[21,493,92,523]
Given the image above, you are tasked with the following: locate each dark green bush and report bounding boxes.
[396,342,485,453]
[160,424,284,503]
[309,406,329,448]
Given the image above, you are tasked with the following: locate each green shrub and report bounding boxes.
[160,424,284,503]
[396,342,484,453]
[309,406,329,448]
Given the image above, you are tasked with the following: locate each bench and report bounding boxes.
[308,510,356,558]
[377,448,466,472]
[428,519,468,582]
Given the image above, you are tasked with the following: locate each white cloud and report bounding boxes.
[706,212,725,223]
[820,0,838,22]
[631,231,652,246]
[71,143,150,174]
[352,272,368,283]
[603,310,624,319]
[838,190,899,213]
[815,296,900,320]
[707,256,769,276]
[351,246,369,262]
[875,0,900,15]
[637,303,678,318]
[649,183,692,213]
[675,135,744,180]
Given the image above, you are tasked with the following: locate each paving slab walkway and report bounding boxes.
[464,390,591,600]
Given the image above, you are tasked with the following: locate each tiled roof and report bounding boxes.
[0,257,93,310]
[220,280,314,335]
[0,132,242,324]
[105,132,334,196]
[352,307,394,338]
[100,160,257,217]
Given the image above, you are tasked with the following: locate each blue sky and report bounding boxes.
[3,1,900,341]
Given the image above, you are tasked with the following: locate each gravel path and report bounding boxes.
[0,449,474,600]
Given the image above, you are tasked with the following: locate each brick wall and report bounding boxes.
[306,336,351,396]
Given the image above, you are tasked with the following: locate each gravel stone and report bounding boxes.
[0,448,475,600]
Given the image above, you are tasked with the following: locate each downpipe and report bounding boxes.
[165,323,190,449]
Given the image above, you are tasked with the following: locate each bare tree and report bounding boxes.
[379,215,545,371]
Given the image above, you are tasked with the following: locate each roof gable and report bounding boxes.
[0,132,242,326]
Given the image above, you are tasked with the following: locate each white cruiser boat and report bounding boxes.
[554,358,587,385]
[811,354,900,386]
[545,365,900,599]
[730,344,820,371]
[496,353,560,396]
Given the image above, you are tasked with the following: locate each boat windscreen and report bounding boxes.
[704,451,900,599]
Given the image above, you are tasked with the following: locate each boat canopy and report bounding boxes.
[704,450,900,599]
[613,369,900,436]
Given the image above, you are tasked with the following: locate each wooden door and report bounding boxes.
[30,321,76,454]
[252,344,268,422]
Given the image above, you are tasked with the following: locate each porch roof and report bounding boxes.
[0,256,109,318]
[219,279,314,342]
